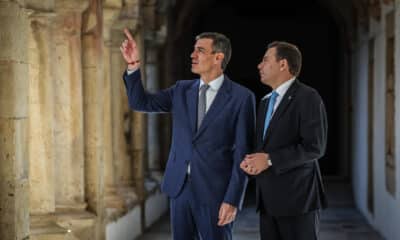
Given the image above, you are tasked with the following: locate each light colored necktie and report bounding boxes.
[263,91,279,140]
[197,84,209,130]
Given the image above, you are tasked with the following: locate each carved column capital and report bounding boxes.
[103,3,122,42]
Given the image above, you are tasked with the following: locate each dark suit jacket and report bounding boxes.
[123,70,256,209]
[255,79,328,216]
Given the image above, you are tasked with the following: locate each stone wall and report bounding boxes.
[0,0,169,239]
[351,1,400,240]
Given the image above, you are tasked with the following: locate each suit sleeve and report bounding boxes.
[269,90,327,175]
[123,70,174,112]
[223,93,256,209]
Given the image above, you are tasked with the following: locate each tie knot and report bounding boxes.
[271,91,278,99]
[200,84,210,92]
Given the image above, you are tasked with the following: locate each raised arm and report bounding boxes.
[121,28,174,113]
[120,28,141,70]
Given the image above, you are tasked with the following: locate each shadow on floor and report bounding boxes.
[137,180,384,240]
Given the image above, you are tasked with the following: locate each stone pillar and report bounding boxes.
[110,25,138,205]
[111,29,133,188]
[130,30,147,200]
[53,1,89,211]
[145,45,162,175]
[103,0,125,210]
[121,0,147,203]
[110,0,142,205]
[27,10,56,215]
[81,1,105,239]
[142,0,160,176]
[82,0,104,213]
[0,2,30,240]
[147,0,171,172]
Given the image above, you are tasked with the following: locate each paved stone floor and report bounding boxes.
[137,180,384,240]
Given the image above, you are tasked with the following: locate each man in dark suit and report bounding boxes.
[120,29,255,240]
[240,41,327,240]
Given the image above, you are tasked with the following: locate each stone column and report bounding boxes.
[27,10,56,215]
[146,45,162,175]
[102,0,125,210]
[81,1,106,239]
[111,29,133,187]
[0,1,30,240]
[82,0,104,214]
[142,0,160,176]
[110,0,143,205]
[53,1,89,211]
[118,0,147,202]
[110,25,138,205]
[115,0,148,202]
[130,30,147,200]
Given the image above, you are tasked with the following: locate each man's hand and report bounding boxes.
[240,152,270,175]
[217,202,237,226]
[120,28,140,69]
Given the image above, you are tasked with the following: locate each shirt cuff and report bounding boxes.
[127,67,139,75]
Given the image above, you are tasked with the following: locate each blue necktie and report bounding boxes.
[263,91,278,140]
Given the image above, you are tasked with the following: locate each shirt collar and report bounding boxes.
[199,74,224,91]
[262,77,296,100]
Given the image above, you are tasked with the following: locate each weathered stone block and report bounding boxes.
[0,2,28,61]
[0,63,29,118]
[0,175,29,240]
[55,0,89,12]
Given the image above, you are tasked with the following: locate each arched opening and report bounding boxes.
[167,0,350,178]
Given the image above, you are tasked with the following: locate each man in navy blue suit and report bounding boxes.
[120,29,255,240]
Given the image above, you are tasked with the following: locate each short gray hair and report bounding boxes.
[196,32,232,71]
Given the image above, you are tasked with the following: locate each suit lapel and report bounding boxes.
[256,98,268,150]
[263,79,299,144]
[193,75,232,141]
[185,80,200,136]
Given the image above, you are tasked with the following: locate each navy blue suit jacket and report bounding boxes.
[123,70,255,208]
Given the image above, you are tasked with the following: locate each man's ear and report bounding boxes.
[279,59,288,71]
[215,52,225,63]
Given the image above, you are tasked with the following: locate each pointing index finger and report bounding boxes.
[124,28,134,41]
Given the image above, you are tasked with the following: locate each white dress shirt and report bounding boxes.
[199,74,224,112]
[262,77,296,117]
[126,68,139,75]
[188,75,224,174]
[262,77,296,166]
[126,68,225,174]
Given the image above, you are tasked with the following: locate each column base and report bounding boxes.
[106,205,142,240]
[56,202,88,213]
[30,211,96,240]
[105,186,139,222]
[105,191,125,209]
[30,222,79,240]
[143,184,168,229]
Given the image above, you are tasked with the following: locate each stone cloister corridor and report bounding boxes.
[1,0,400,239]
